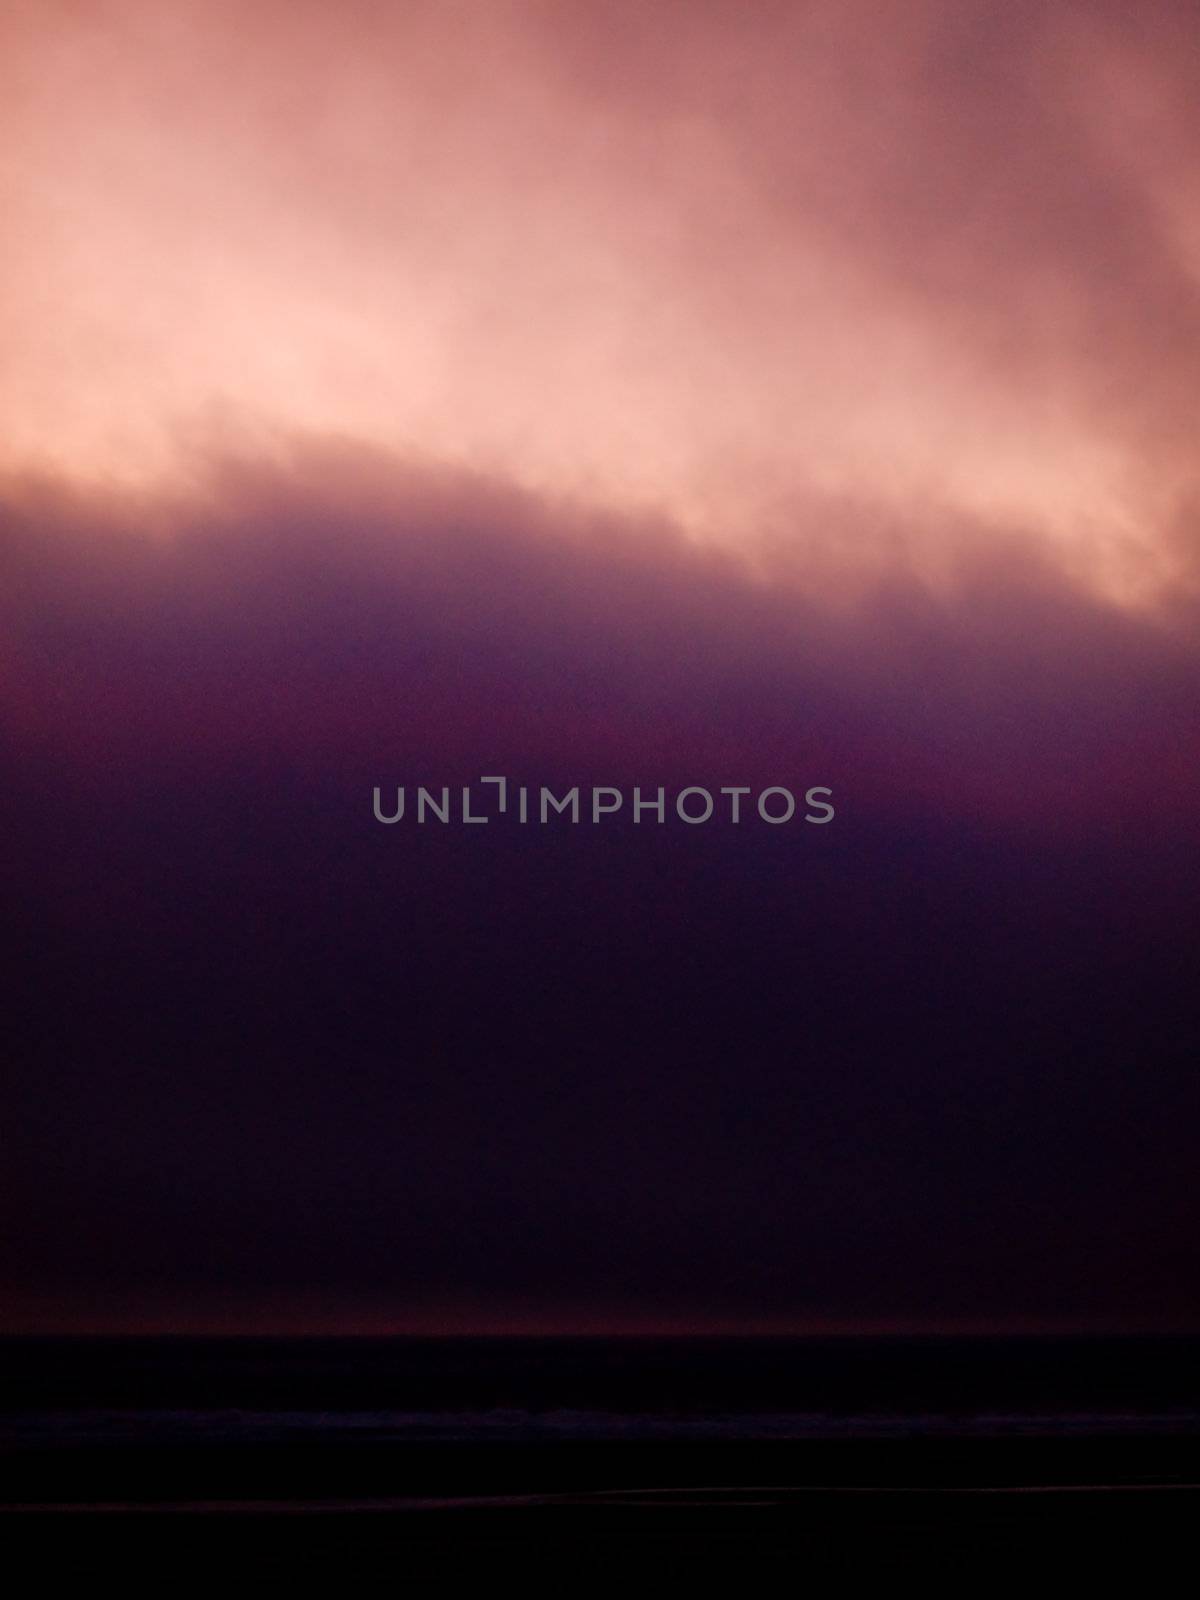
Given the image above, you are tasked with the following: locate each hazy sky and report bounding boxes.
[4,0,1200,603]
[3,1,1198,1333]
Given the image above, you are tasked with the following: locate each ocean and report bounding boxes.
[3,1336,1198,1549]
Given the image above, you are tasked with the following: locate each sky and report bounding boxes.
[3,0,1199,1334]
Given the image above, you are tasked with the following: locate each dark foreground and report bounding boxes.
[3,1337,1198,1562]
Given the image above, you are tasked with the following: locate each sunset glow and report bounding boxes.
[4,1,1199,601]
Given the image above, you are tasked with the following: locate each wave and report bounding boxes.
[7,1408,1200,1446]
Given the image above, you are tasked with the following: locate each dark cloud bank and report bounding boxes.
[3,446,1198,1331]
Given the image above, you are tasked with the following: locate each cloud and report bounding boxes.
[3,443,1197,1329]
[4,1,1199,1330]
[2,438,1196,832]
[2,1,1200,601]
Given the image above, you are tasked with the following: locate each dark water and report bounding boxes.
[3,1337,1199,1543]
[5,1334,1200,1441]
